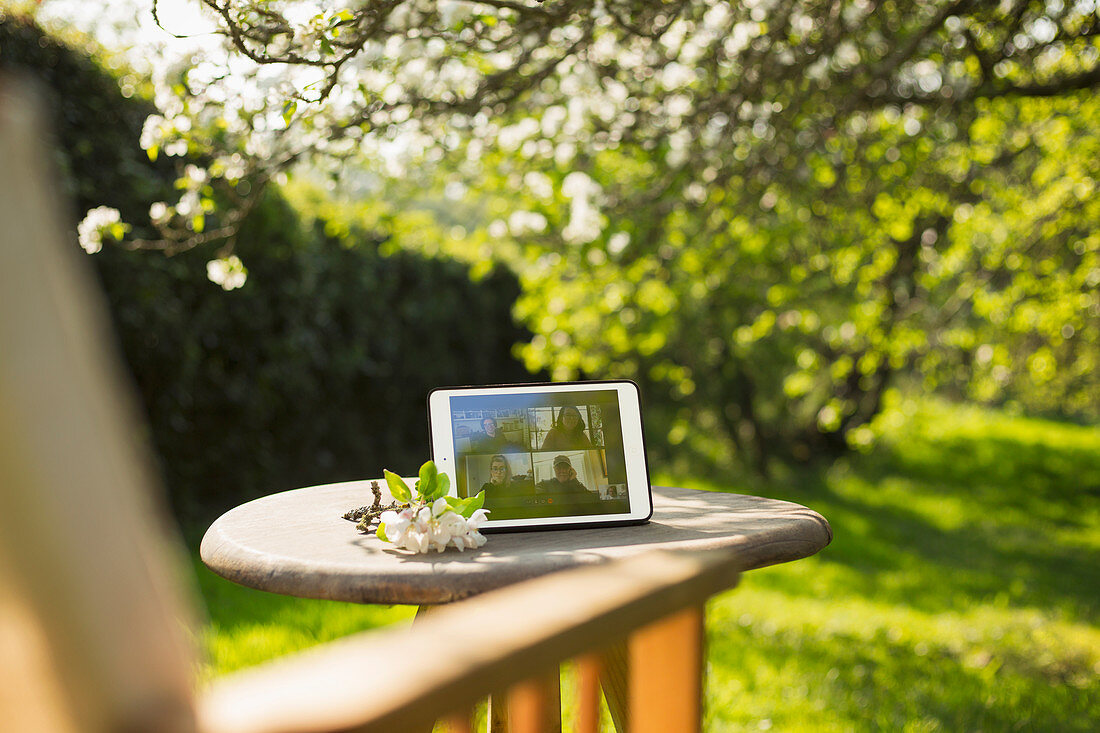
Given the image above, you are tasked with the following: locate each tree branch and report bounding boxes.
[976,64,1100,98]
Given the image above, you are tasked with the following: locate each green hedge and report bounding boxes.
[2,14,535,522]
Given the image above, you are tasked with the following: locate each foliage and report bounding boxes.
[483,88,1100,473]
[0,8,176,226]
[1,13,534,520]
[107,0,1100,476]
[194,399,1100,729]
[439,2,1100,473]
[109,189,533,520]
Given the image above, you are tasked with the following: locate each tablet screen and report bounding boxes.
[447,389,630,520]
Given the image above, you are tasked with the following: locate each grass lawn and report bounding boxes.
[192,398,1100,730]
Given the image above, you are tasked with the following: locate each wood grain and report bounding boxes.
[201,483,831,605]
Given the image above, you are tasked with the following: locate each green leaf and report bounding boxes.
[462,491,486,518]
[443,492,479,516]
[107,222,130,241]
[282,100,297,127]
[383,469,412,503]
[433,472,451,501]
[376,523,389,543]
[418,461,438,500]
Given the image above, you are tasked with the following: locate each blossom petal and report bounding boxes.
[467,508,489,531]
[432,497,449,517]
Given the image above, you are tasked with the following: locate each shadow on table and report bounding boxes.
[349,487,830,578]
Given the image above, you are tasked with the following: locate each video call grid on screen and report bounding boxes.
[449,389,631,520]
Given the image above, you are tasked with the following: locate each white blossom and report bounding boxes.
[206,255,248,290]
[140,114,166,152]
[149,201,170,225]
[607,231,631,255]
[467,509,489,531]
[524,171,554,200]
[184,164,207,184]
[380,508,413,541]
[76,206,122,254]
[164,138,189,157]
[378,502,491,554]
[562,171,603,245]
[509,211,548,235]
[176,190,201,217]
[404,528,430,554]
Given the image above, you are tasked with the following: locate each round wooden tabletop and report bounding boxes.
[200,482,832,605]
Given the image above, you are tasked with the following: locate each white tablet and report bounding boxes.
[428,380,653,531]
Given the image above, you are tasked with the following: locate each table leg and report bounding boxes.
[415,603,440,620]
[488,691,508,732]
[598,641,630,733]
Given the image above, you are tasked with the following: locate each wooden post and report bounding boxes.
[506,671,561,733]
[425,605,562,733]
[575,653,603,733]
[627,606,706,733]
[200,553,743,733]
[443,710,476,733]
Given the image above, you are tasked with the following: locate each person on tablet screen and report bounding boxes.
[480,455,532,496]
[471,417,520,453]
[479,454,512,493]
[539,406,592,451]
[536,454,593,496]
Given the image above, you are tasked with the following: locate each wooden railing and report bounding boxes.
[199,549,740,733]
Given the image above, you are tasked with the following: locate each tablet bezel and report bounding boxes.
[428,380,653,531]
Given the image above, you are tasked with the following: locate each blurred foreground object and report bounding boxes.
[0,75,197,732]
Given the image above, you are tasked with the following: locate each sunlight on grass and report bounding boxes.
[193,561,416,682]
[192,398,1100,730]
[689,398,1100,731]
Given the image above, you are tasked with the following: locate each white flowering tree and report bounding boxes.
[80,0,1100,471]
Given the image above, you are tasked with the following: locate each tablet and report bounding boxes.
[428,380,653,531]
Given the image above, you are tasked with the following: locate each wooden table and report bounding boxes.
[201,482,831,604]
[201,481,831,730]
